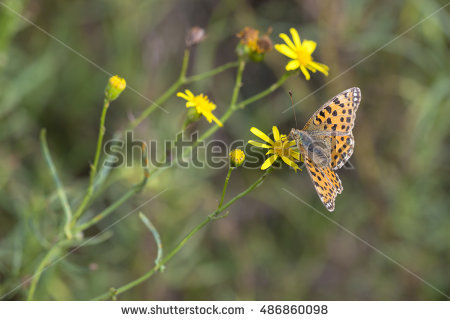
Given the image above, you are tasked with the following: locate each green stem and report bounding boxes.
[27,239,73,300]
[144,69,292,182]
[92,167,273,300]
[75,148,149,232]
[185,61,239,83]
[236,71,292,109]
[40,129,72,239]
[72,98,110,225]
[218,167,233,208]
[129,53,238,130]
[230,59,245,110]
[139,212,163,268]
[128,49,190,130]
[185,58,246,154]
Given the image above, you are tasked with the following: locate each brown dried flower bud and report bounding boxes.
[186,26,207,47]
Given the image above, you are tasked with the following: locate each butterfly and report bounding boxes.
[289,87,361,212]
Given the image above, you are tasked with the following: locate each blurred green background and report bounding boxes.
[0,0,449,300]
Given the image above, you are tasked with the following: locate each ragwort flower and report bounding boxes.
[177,89,223,127]
[105,75,126,101]
[236,27,272,62]
[229,149,245,167]
[274,28,329,80]
[248,126,300,171]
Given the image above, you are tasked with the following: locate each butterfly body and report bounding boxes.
[289,87,361,212]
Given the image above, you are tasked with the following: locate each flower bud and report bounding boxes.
[236,27,272,62]
[186,26,207,47]
[182,106,202,129]
[105,75,126,101]
[229,149,245,167]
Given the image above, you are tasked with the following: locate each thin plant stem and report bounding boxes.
[82,59,241,216]
[128,49,190,130]
[185,58,247,154]
[27,239,73,300]
[180,70,292,154]
[139,212,164,269]
[128,50,238,130]
[218,167,233,208]
[92,167,273,300]
[75,144,149,232]
[236,71,292,109]
[72,98,110,225]
[185,61,239,83]
[40,129,72,239]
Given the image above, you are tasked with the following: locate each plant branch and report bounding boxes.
[72,98,110,225]
[185,61,239,83]
[218,167,233,208]
[74,144,149,232]
[27,239,73,300]
[236,71,292,109]
[92,167,273,300]
[40,129,72,239]
[139,212,164,270]
[128,50,238,130]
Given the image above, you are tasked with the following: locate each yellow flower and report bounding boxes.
[105,75,126,101]
[248,126,300,171]
[229,149,245,167]
[177,89,223,127]
[274,28,329,80]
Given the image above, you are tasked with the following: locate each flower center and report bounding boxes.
[296,47,312,65]
[193,95,212,112]
[273,140,290,157]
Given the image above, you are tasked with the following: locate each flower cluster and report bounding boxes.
[178,27,328,171]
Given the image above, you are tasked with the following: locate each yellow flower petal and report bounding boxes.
[279,33,296,50]
[309,61,329,76]
[185,89,194,98]
[250,127,274,145]
[266,150,274,155]
[306,64,317,72]
[286,141,297,147]
[177,92,191,101]
[272,126,280,141]
[186,102,196,107]
[210,113,223,127]
[281,156,299,171]
[302,40,317,54]
[290,28,301,48]
[248,140,272,149]
[300,65,311,80]
[290,150,300,160]
[285,59,300,71]
[261,154,278,170]
[274,44,297,59]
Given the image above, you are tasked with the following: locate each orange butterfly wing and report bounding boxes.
[330,134,354,170]
[303,87,361,135]
[304,157,341,212]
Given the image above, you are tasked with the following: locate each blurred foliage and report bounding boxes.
[0,0,449,300]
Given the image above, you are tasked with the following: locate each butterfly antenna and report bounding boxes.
[289,90,298,128]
